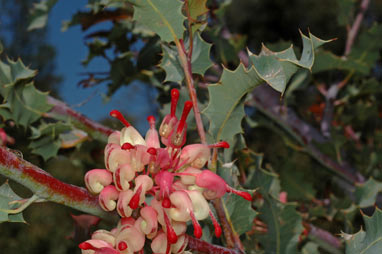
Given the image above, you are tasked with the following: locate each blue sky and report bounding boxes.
[47,1,156,132]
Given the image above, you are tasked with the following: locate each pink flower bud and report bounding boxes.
[179,144,210,169]
[120,126,146,147]
[115,225,145,253]
[129,175,153,209]
[116,190,134,218]
[159,89,179,139]
[129,145,150,172]
[91,230,116,247]
[169,191,192,222]
[155,171,174,208]
[99,185,119,211]
[171,234,188,254]
[136,206,158,235]
[168,101,192,148]
[196,170,252,201]
[107,131,121,145]
[151,231,167,254]
[79,239,117,254]
[85,169,113,194]
[145,116,160,148]
[187,190,210,220]
[195,170,227,199]
[179,167,202,185]
[106,147,130,173]
[113,164,135,191]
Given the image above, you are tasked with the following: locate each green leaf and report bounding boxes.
[280,170,316,201]
[344,208,382,254]
[204,32,328,144]
[188,0,208,21]
[160,44,184,83]
[243,150,303,254]
[28,0,58,30]
[248,31,331,93]
[1,83,53,127]
[159,33,212,83]
[188,0,208,32]
[0,181,26,223]
[203,64,261,145]
[0,58,37,99]
[29,122,72,161]
[0,40,3,54]
[312,49,369,74]
[348,24,382,72]
[190,33,213,75]
[132,0,186,42]
[302,242,320,254]
[354,178,382,208]
[223,192,257,235]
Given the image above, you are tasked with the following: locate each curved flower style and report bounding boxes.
[80,89,252,254]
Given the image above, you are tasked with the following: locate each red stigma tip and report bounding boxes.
[118,241,128,251]
[210,141,230,149]
[110,110,131,127]
[209,211,222,238]
[147,147,157,155]
[79,242,94,250]
[121,142,135,150]
[190,212,202,239]
[176,101,193,133]
[162,197,171,208]
[147,116,156,125]
[164,211,178,244]
[170,89,180,117]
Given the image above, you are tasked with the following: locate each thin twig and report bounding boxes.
[184,0,194,58]
[344,0,370,56]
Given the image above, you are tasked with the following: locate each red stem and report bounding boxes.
[186,235,242,254]
[46,96,114,137]
[0,146,114,221]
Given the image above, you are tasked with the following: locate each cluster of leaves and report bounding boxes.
[1,0,382,253]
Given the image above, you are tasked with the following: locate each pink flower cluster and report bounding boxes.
[80,89,252,254]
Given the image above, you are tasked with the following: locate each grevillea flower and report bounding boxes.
[80,89,252,254]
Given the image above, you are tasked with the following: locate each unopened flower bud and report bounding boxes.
[85,169,113,195]
[99,185,119,211]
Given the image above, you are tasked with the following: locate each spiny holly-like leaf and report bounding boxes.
[344,208,382,254]
[0,83,52,127]
[312,49,369,74]
[159,33,212,83]
[223,192,257,235]
[203,64,261,145]
[248,31,331,93]
[191,33,213,75]
[0,181,26,223]
[204,32,328,145]
[28,0,58,30]
[243,150,303,254]
[0,58,37,100]
[354,178,382,208]
[132,0,186,43]
[29,122,72,161]
[160,44,183,83]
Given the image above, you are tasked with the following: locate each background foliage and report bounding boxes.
[1,0,382,253]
